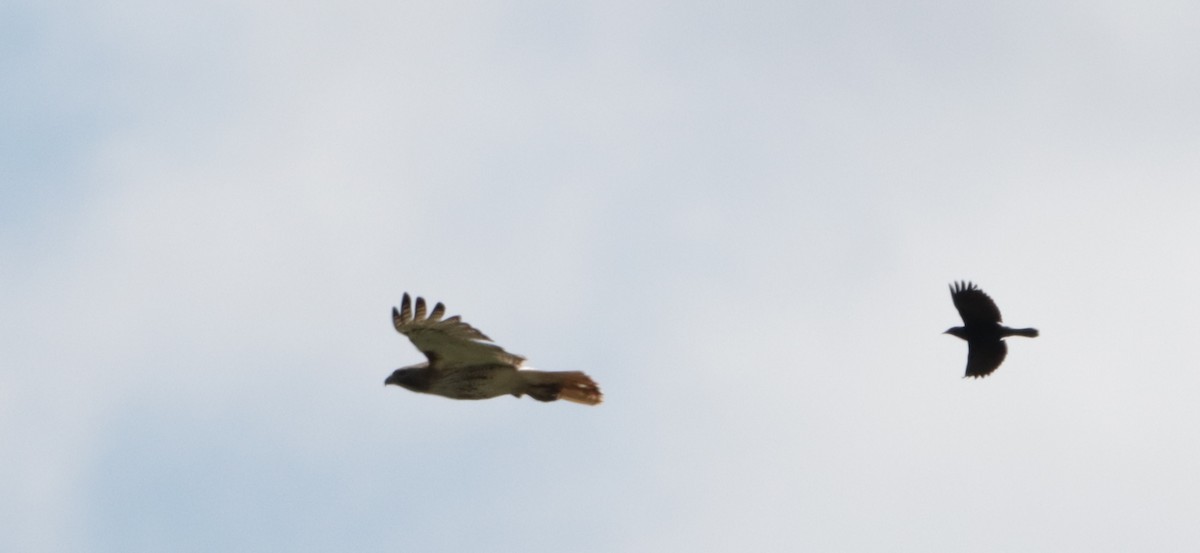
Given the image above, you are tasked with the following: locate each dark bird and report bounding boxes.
[385,293,602,405]
[944,281,1038,378]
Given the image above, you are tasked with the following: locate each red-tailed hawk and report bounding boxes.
[385,293,602,405]
[944,281,1039,378]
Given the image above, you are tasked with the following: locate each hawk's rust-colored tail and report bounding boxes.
[520,371,603,406]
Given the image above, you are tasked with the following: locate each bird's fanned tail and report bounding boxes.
[519,371,603,406]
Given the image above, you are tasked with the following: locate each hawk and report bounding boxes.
[385,293,602,405]
[944,281,1039,378]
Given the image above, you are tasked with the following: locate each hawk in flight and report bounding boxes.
[385,293,602,405]
[944,281,1039,378]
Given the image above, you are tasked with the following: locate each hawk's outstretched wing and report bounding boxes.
[392,293,525,369]
[950,281,1003,325]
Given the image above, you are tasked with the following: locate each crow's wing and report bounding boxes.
[965,338,1006,378]
[392,293,525,369]
[950,281,1003,325]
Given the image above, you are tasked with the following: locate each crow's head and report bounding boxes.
[943,327,968,340]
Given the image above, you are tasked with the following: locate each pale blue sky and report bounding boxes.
[4,1,1200,551]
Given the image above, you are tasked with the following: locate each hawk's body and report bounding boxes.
[385,293,602,405]
[944,281,1038,378]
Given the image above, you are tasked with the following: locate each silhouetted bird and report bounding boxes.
[944,281,1038,378]
[386,293,602,405]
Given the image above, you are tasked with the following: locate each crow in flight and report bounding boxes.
[945,281,1038,378]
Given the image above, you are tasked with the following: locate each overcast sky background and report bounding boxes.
[4,1,1200,551]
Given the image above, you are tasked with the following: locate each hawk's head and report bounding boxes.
[384,365,432,392]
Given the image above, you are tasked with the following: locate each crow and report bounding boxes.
[944,281,1038,378]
